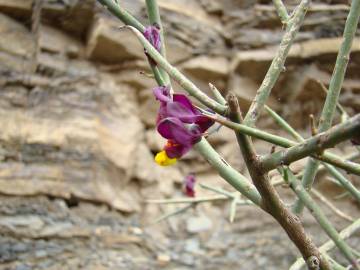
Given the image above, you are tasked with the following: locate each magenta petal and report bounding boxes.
[173,94,197,113]
[143,26,161,52]
[156,104,167,124]
[166,102,214,131]
[195,115,215,133]
[166,102,199,123]
[157,118,177,139]
[351,138,360,145]
[153,86,171,103]
[165,142,191,158]
[157,118,201,145]
[184,174,196,197]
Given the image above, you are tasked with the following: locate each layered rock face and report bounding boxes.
[0,0,359,269]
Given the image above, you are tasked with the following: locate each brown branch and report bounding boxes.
[226,93,331,270]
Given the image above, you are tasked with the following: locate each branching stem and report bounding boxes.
[284,168,359,269]
[244,0,310,126]
[227,93,330,270]
[294,0,360,213]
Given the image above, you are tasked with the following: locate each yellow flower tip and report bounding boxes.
[155,150,177,166]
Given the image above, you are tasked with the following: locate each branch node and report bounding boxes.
[306,255,320,270]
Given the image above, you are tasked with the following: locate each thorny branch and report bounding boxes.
[96,0,360,269]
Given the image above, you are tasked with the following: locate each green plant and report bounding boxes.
[97,0,360,269]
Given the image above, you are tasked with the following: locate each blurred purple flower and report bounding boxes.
[153,86,214,160]
[351,137,360,146]
[143,25,161,52]
[184,174,196,197]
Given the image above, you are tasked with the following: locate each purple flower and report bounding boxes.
[351,137,360,146]
[143,25,161,52]
[153,86,214,162]
[184,174,196,197]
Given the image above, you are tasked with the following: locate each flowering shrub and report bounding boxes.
[97,0,360,269]
[153,86,214,165]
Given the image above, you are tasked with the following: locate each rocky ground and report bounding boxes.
[0,0,359,269]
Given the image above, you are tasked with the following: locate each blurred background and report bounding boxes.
[0,0,359,269]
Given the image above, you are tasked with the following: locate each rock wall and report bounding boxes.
[0,0,359,269]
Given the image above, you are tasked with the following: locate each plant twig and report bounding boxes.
[273,0,290,24]
[260,114,360,174]
[207,111,360,175]
[323,163,360,203]
[199,183,254,205]
[194,139,262,206]
[97,0,165,86]
[229,193,240,223]
[209,83,227,105]
[318,81,348,120]
[309,114,318,136]
[204,111,295,147]
[327,258,348,270]
[243,0,310,126]
[199,183,236,198]
[290,218,360,270]
[146,195,229,204]
[310,189,354,222]
[153,204,192,223]
[97,0,145,31]
[294,0,360,214]
[124,26,227,115]
[227,93,331,270]
[264,106,360,197]
[145,0,171,86]
[283,168,359,269]
[265,105,304,142]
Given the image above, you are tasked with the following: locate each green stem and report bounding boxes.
[243,0,310,126]
[209,83,227,105]
[97,0,145,32]
[310,189,354,222]
[273,0,290,24]
[290,218,360,270]
[205,111,295,147]
[264,106,360,204]
[227,94,330,269]
[323,163,360,203]
[327,258,348,270]
[126,26,227,115]
[96,0,165,86]
[295,0,360,213]
[145,0,171,85]
[194,139,262,206]
[315,152,360,177]
[154,204,192,223]
[265,106,304,142]
[146,195,228,204]
[283,168,359,269]
[150,65,166,86]
[199,184,254,207]
[260,114,360,173]
[200,183,239,199]
[209,111,360,175]
[319,83,348,120]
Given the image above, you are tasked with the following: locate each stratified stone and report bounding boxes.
[0,13,35,72]
[180,56,229,80]
[0,73,144,213]
[86,16,144,63]
[40,25,84,58]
